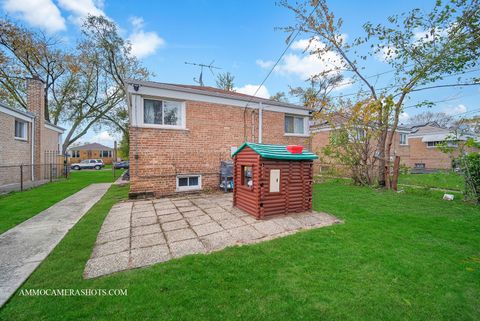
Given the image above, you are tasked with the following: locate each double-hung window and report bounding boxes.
[143,99,183,127]
[285,115,306,135]
[14,119,27,140]
[399,133,408,145]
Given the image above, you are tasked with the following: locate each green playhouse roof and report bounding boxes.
[232,142,318,160]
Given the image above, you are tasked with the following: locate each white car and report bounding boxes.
[70,159,104,170]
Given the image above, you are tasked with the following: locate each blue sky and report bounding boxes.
[3,0,479,147]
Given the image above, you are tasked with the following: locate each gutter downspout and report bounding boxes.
[258,102,263,144]
[31,117,35,181]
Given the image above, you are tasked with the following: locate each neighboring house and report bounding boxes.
[402,122,477,170]
[126,80,311,197]
[0,76,64,188]
[311,120,478,172]
[68,143,115,164]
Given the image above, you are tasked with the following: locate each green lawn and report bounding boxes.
[1,181,479,321]
[398,171,464,191]
[0,170,120,234]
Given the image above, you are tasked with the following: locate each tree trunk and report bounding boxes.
[377,131,387,187]
[392,156,401,191]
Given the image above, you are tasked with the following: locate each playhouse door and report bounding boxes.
[269,169,280,193]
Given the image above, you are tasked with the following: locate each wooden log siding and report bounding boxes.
[233,146,261,217]
[234,145,314,219]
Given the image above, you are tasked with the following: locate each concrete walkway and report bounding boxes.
[0,183,111,307]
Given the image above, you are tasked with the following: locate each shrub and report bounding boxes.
[461,153,480,203]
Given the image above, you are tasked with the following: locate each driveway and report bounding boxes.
[84,193,341,279]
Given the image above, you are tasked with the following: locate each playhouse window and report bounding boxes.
[242,166,253,188]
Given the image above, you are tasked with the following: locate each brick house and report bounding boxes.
[68,143,115,164]
[0,77,64,189]
[126,80,311,198]
[310,120,478,173]
[402,122,478,170]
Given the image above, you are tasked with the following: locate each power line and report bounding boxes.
[328,67,480,101]
[248,3,320,100]
[243,1,321,140]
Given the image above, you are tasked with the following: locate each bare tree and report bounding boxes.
[0,19,65,121]
[282,0,480,188]
[0,16,150,154]
[407,111,454,127]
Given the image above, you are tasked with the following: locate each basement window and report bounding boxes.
[176,175,201,192]
[14,119,27,140]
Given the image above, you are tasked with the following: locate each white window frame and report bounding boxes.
[426,141,445,148]
[284,114,309,137]
[399,133,408,145]
[14,119,28,141]
[58,134,62,155]
[176,175,202,192]
[141,97,186,130]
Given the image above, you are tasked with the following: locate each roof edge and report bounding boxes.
[125,79,308,111]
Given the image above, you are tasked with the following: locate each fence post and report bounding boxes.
[20,164,23,191]
[50,163,53,182]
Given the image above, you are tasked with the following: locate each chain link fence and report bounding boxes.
[0,163,68,194]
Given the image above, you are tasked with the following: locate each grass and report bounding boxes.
[1,181,479,321]
[0,170,120,234]
[398,171,464,191]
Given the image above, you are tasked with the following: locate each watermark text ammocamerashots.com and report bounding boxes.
[18,288,128,297]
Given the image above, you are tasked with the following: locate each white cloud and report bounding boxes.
[128,16,165,59]
[256,37,350,91]
[376,45,398,62]
[57,0,105,25]
[91,130,117,146]
[235,84,270,99]
[399,111,410,123]
[445,104,467,116]
[413,26,450,44]
[256,59,274,69]
[129,16,144,29]
[3,0,66,33]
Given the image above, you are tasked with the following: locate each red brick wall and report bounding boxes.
[403,137,453,169]
[310,129,476,172]
[129,101,307,197]
[69,150,114,164]
[27,77,44,179]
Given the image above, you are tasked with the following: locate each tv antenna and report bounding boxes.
[184,60,221,86]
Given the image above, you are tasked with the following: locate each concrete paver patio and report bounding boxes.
[84,193,341,279]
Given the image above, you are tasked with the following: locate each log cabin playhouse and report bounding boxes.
[232,142,318,219]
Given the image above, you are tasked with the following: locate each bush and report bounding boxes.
[461,153,480,203]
